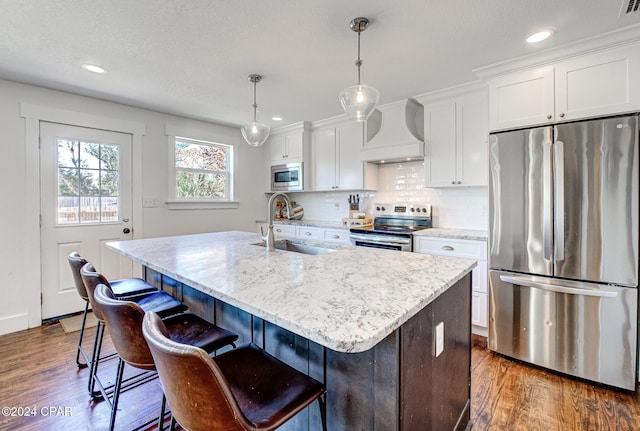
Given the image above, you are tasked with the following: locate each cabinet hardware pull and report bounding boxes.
[451,180,455,184]
[547,114,552,119]
[559,113,565,118]
[457,181,462,184]
[305,232,312,236]
[276,228,282,232]
[441,245,454,251]
[331,235,339,239]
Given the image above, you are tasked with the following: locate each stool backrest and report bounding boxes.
[94,284,156,371]
[79,262,111,322]
[67,252,89,302]
[142,312,250,431]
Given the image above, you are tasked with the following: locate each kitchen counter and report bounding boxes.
[107,230,474,353]
[107,230,473,430]
[414,227,488,241]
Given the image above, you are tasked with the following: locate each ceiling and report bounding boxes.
[1,1,639,129]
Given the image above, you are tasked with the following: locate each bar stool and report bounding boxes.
[93,284,238,431]
[80,262,188,400]
[67,252,156,369]
[142,311,327,431]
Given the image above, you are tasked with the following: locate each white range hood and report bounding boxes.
[360,99,424,164]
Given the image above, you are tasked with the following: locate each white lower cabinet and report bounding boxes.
[322,229,350,244]
[295,226,323,240]
[413,236,488,335]
[273,224,296,238]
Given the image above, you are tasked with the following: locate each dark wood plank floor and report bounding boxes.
[1,323,639,430]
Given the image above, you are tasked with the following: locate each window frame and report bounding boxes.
[166,134,239,210]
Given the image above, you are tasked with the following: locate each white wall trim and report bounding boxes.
[0,313,29,336]
[20,103,146,328]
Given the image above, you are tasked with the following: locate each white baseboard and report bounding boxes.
[0,313,30,336]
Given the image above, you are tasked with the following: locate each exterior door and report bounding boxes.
[40,122,133,319]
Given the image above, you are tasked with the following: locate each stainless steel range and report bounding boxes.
[350,203,432,251]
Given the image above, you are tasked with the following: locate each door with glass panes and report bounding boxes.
[40,122,133,319]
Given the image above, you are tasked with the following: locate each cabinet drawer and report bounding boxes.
[296,226,323,240]
[323,229,350,244]
[414,237,487,261]
[273,224,296,237]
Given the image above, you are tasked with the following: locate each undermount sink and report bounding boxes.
[252,240,337,255]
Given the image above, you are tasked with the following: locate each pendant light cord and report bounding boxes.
[356,28,362,85]
[252,80,258,122]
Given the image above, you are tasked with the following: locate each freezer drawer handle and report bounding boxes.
[499,275,618,298]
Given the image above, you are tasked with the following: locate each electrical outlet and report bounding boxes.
[435,322,444,357]
[142,197,159,208]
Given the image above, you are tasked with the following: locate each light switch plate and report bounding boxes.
[435,321,444,357]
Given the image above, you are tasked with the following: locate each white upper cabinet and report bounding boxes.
[268,121,309,165]
[488,42,640,131]
[417,88,488,187]
[311,119,377,191]
[488,66,554,131]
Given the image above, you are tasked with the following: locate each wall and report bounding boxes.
[288,161,487,230]
[0,79,267,335]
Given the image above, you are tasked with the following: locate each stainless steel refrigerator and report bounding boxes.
[488,114,639,390]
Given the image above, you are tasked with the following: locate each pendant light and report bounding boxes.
[241,74,270,147]
[339,17,380,122]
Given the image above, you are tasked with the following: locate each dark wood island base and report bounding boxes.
[145,267,471,431]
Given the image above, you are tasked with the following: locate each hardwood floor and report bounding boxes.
[1,324,639,430]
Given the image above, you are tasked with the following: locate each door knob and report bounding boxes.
[123,228,131,234]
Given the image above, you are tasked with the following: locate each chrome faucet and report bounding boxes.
[264,192,291,251]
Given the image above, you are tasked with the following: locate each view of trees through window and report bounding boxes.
[57,139,119,224]
[175,138,231,199]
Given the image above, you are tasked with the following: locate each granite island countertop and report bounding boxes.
[107,231,475,353]
[414,228,488,241]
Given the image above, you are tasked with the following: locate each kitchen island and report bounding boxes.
[107,231,475,430]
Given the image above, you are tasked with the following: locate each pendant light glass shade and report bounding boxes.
[242,74,270,147]
[241,120,270,147]
[339,17,379,122]
[339,83,380,122]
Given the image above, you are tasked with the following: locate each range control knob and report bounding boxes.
[381,206,386,211]
[376,206,380,211]
[410,207,415,212]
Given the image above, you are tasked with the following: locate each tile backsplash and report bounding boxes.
[286,161,488,231]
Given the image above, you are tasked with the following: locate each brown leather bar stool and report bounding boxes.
[67,252,156,369]
[143,311,327,431]
[80,262,188,400]
[93,284,238,431]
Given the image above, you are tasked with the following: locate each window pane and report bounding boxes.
[79,196,101,223]
[176,171,226,198]
[100,171,119,197]
[58,168,79,196]
[175,141,228,171]
[101,197,119,222]
[80,142,100,169]
[58,140,79,168]
[57,196,79,224]
[100,144,119,171]
[79,169,100,195]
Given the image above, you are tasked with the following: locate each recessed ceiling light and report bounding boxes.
[271,116,283,121]
[82,63,106,74]
[526,29,555,44]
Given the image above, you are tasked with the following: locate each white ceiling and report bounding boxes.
[0,1,638,129]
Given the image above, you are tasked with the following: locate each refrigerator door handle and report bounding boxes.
[499,274,618,297]
[554,139,565,262]
[542,138,553,261]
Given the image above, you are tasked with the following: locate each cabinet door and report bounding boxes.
[311,127,337,190]
[489,66,554,131]
[336,122,364,189]
[285,133,304,161]
[456,93,488,186]
[270,134,287,163]
[471,292,488,328]
[424,102,457,187]
[323,229,350,244]
[555,44,640,121]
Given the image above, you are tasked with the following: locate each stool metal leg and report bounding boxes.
[75,302,90,368]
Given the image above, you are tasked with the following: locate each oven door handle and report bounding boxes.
[349,234,411,245]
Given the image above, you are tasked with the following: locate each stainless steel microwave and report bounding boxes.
[271,162,303,191]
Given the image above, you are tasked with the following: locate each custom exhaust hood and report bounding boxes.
[360,98,424,164]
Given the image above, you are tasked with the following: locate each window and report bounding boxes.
[57,139,120,224]
[172,137,233,201]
